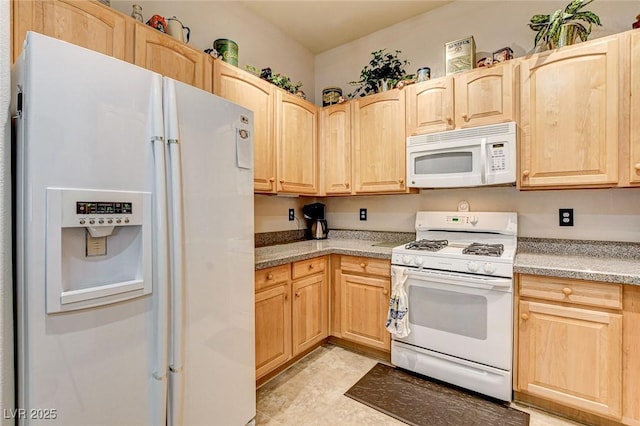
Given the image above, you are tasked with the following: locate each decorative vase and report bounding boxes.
[376,79,390,92]
[556,23,583,48]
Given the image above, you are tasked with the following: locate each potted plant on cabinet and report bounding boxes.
[348,49,413,98]
[528,0,602,51]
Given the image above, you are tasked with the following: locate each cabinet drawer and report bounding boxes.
[292,257,326,280]
[519,274,622,310]
[255,265,290,292]
[341,256,390,277]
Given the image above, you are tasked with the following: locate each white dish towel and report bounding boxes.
[385,265,410,338]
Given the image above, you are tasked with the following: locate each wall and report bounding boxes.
[315,0,638,101]
[0,0,14,421]
[324,187,640,242]
[254,195,319,233]
[110,0,316,102]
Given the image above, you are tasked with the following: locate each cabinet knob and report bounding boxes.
[462,113,470,122]
[267,273,274,280]
[398,178,404,185]
[635,163,640,171]
[269,177,275,182]
[562,287,573,296]
[284,293,288,300]
[446,116,453,125]
[295,291,301,298]
[383,289,388,295]
[522,170,530,177]
[308,264,314,270]
[279,179,284,184]
[359,262,367,268]
[345,182,350,188]
[521,313,529,321]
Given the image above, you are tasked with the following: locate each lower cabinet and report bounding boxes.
[516,274,623,420]
[334,256,391,352]
[255,257,328,380]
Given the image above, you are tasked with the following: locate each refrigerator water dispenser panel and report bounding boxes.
[45,188,152,313]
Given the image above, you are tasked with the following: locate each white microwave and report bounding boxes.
[406,122,517,188]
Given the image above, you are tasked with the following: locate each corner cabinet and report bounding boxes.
[516,275,623,420]
[276,91,318,194]
[133,22,211,91]
[213,61,277,193]
[320,103,352,195]
[519,35,620,189]
[353,90,408,193]
[12,0,130,62]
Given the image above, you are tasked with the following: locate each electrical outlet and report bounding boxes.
[559,208,574,226]
[288,208,295,221]
[359,208,367,221]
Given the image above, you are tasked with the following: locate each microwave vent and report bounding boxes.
[411,121,516,145]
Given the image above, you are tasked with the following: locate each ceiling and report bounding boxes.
[240,1,452,54]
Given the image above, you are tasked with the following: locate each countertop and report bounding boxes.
[256,236,640,286]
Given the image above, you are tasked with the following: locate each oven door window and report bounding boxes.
[414,151,472,175]
[409,286,487,339]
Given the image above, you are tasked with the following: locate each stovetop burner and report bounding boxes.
[462,243,504,257]
[404,239,448,251]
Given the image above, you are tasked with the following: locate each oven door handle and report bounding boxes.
[404,269,511,291]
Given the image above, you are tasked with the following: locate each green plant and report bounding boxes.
[528,0,601,49]
[348,49,413,98]
[245,65,302,95]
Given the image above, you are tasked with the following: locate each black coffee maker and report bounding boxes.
[303,202,328,239]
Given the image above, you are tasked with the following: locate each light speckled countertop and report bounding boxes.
[255,235,640,286]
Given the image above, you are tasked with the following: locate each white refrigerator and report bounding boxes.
[12,32,256,425]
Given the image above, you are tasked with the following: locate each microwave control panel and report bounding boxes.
[488,143,507,172]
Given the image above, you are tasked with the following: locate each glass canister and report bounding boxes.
[416,67,431,82]
[131,4,143,22]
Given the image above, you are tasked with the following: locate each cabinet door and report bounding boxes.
[13,0,128,62]
[320,103,352,195]
[214,61,276,193]
[276,91,318,194]
[340,273,390,351]
[454,63,515,128]
[255,283,291,379]
[519,37,619,188]
[518,300,622,419]
[292,272,328,356]
[628,31,640,186]
[353,90,407,193]
[406,76,454,135]
[134,23,211,91]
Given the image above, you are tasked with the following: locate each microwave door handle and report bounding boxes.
[480,138,487,184]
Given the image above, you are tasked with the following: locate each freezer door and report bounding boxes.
[13,33,167,425]
[163,78,256,425]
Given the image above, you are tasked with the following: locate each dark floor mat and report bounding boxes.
[345,363,530,426]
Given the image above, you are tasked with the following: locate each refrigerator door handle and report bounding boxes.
[149,74,170,426]
[164,78,185,426]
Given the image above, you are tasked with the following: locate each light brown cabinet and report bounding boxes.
[625,30,640,186]
[133,22,211,92]
[516,275,623,420]
[255,257,328,380]
[213,61,276,193]
[320,103,352,195]
[353,90,408,193]
[12,0,130,63]
[405,63,514,136]
[519,35,620,189]
[276,91,318,194]
[334,256,391,352]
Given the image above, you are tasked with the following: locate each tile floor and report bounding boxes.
[256,344,585,425]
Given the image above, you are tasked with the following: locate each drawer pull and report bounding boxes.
[359,262,367,268]
[266,273,274,280]
[562,287,573,296]
[521,313,529,321]
[308,264,314,270]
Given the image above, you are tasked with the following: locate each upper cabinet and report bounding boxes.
[133,23,211,92]
[625,30,640,186]
[276,91,318,194]
[353,89,409,193]
[12,0,130,62]
[454,62,516,128]
[320,103,352,195]
[519,35,620,189]
[406,63,515,136]
[213,61,276,193]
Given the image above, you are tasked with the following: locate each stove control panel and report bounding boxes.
[446,215,479,225]
[391,252,513,278]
